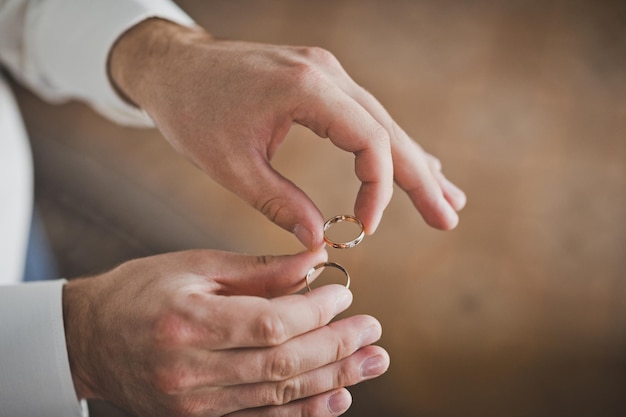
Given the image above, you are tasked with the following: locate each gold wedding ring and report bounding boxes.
[323,215,365,249]
[305,262,351,292]
[306,215,363,291]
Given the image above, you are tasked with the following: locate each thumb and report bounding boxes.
[234,155,326,250]
[213,249,329,298]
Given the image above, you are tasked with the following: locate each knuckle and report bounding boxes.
[267,349,299,380]
[300,46,339,67]
[255,254,273,267]
[315,297,327,328]
[428,155,442,171]
[335,334,352,362]
[370,123,391,149]
[283,48,330,92]
[152,365,188,395]
[290,297,324,335]
[333,363,352,388]
[271,378,300,405]
[256,311,287,345]
[255,195,286,225]
[154,313,190,347]
[292,65,324,95]
[337,351,370,386]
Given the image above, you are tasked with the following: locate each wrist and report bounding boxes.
[62,279,100,400]
[108,18,210,109]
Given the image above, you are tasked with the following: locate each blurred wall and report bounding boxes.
[16,0,626,416]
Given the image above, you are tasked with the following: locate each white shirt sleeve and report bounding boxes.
[0,280,88,417]
[0,76,33,287]
[0,0,195,126]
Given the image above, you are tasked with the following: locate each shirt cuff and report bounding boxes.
[0,280,87,417]
[26,0,196,126]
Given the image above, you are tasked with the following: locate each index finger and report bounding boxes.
[197,284,354,349]
[348,85,463,230]
[293,87,393,234]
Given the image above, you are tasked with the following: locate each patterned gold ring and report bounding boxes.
[323,215,365,249]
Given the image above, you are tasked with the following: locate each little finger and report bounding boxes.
[224,388,352,417]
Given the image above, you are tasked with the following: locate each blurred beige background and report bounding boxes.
[14,0,625,416]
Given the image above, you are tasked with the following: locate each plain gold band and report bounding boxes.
[305,262,351,292]
[323,214,365,249]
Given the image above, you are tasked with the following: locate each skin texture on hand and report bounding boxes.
[108,19,467,250]
[63,249,389,417]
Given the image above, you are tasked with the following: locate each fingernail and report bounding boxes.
[365,213,382,236]
[333,291,352,315]
[293,224,314,249]
[444,177,467,211]
[358,324,381,347]
[328,391,351,414]
[441,202,460,230]
[360,355,388,379]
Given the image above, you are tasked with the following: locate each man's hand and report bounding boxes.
[63,249,388,417]
[109,19,466,249]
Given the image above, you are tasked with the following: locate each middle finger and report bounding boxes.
[179,315,382,388]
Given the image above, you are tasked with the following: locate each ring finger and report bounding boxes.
[198,345,389,414]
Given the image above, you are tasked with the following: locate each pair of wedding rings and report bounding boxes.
[305,214,364,291]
